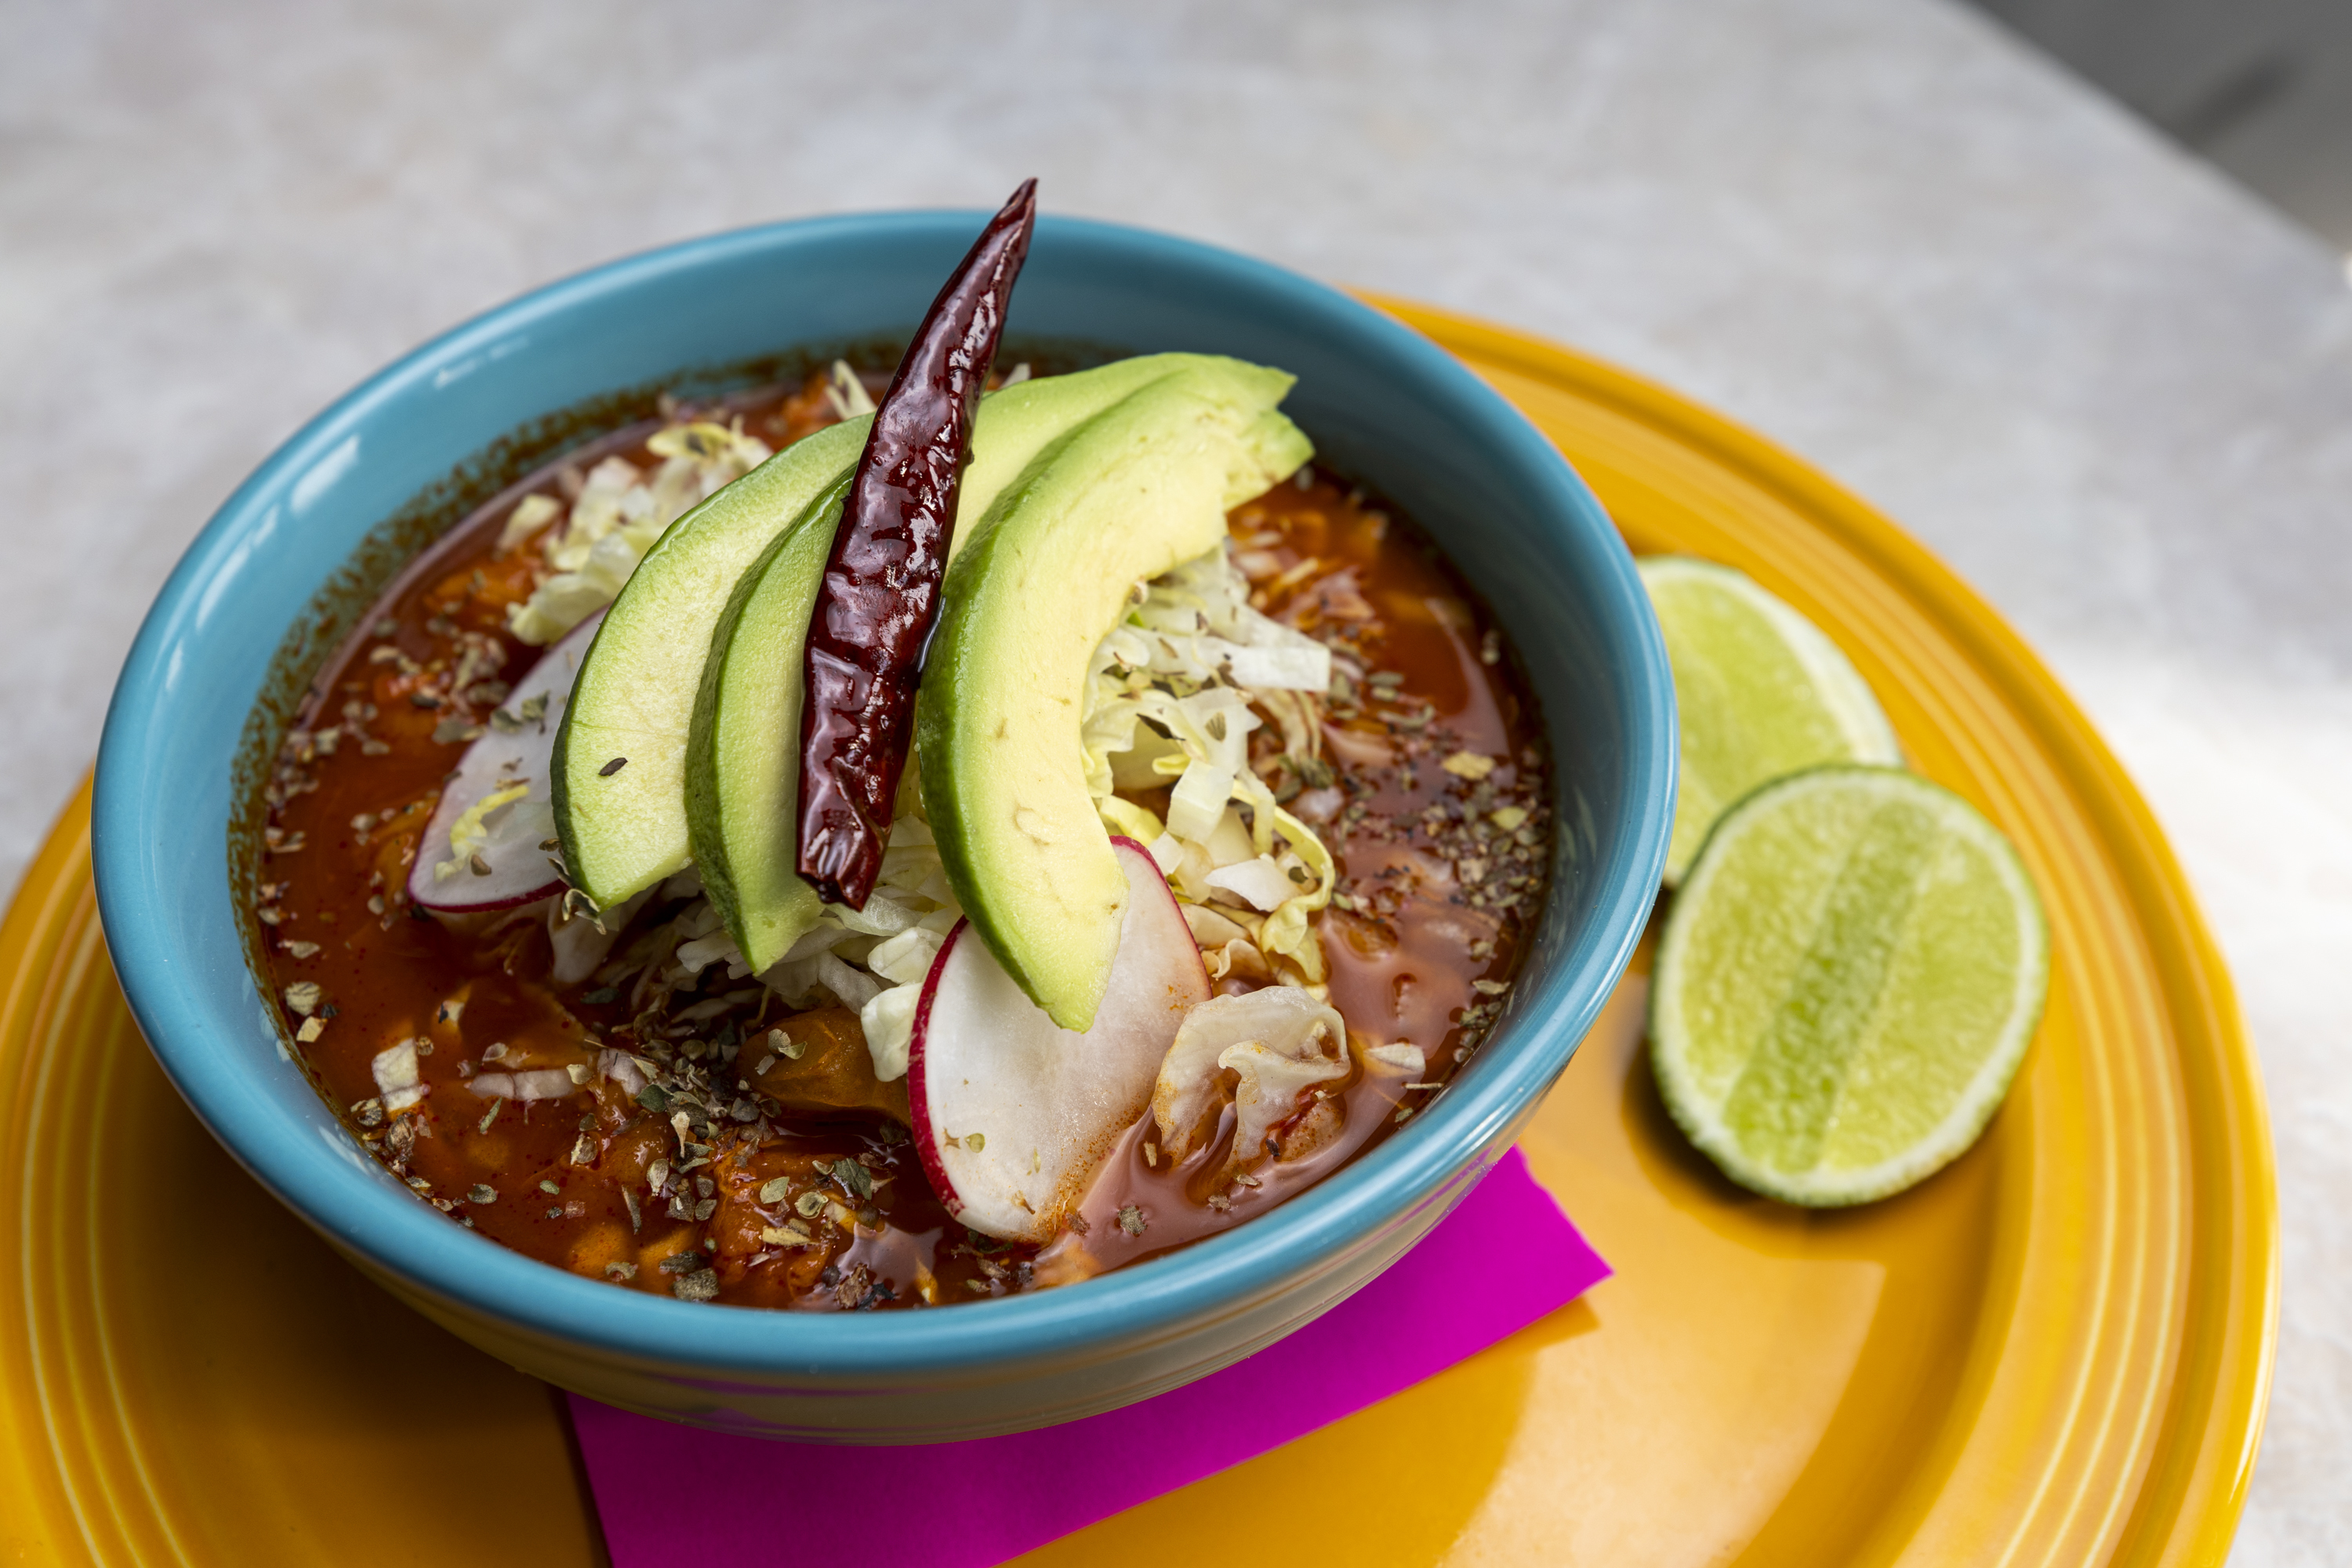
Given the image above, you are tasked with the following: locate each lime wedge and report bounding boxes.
[1649,765,2048,1207]
[1639,556,1901,885]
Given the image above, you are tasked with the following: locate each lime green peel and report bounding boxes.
[1639,556,1900,885]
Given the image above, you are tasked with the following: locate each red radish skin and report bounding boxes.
[407,610,604,914]
[908,837,1208,1243]
[906,921,976,1227]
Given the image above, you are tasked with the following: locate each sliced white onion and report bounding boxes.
[1222,642,1330,691]
[371,1037,426,1113]
[1323,726,1396,769]
[597,1048,648,1097]
[468,1067,579,1102]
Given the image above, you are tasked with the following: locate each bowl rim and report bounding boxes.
[93,209,1673,1385]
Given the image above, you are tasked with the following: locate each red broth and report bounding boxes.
[253,365,1551,1309]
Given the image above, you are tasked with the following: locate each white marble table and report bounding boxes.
[3,0,2343,1559]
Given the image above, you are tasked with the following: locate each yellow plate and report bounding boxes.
[0,305,2274,1566]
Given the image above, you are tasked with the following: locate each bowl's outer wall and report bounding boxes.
[92,212,1673,1440]
[352,1138,1494,1443]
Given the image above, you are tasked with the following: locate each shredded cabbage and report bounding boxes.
[506,419,774,645]
[1083,539,1338,982]
[646,532,1347,1067]
[496,492,561,554]
[822,360,877,420]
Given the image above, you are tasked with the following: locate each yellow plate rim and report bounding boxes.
[1371,292,2275,1563]
[0,299,2278,1565]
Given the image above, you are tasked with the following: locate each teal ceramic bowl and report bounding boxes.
[93,212,1673,1441]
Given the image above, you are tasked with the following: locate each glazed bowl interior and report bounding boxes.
[93,212,1672,1438]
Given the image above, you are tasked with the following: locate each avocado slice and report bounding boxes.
[673,354,1237,955]
[554,416,870,909]
[916,361,1313,1030]
[683,471,851,971]
[559,354,1220,911]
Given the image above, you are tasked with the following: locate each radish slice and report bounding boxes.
[908,837,1210,1243]
[408,610,604,913]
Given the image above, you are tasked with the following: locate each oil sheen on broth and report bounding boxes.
[253,365,1552,1311]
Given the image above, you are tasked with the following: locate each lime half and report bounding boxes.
[1650,765,2049,1207]
[1639,556,1901,885]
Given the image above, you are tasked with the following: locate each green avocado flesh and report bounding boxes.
[559,354,1218,912]
[916,360,1313,1030]
[555,416,869,909]
[684,474,851,972]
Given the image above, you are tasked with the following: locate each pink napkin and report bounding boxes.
[569,1145,1606,1566]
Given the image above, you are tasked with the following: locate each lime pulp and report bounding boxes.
[1648,764,2049,1207]
[1639,556,1900,886]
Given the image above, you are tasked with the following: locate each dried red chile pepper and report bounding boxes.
[797,180,1038,907]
